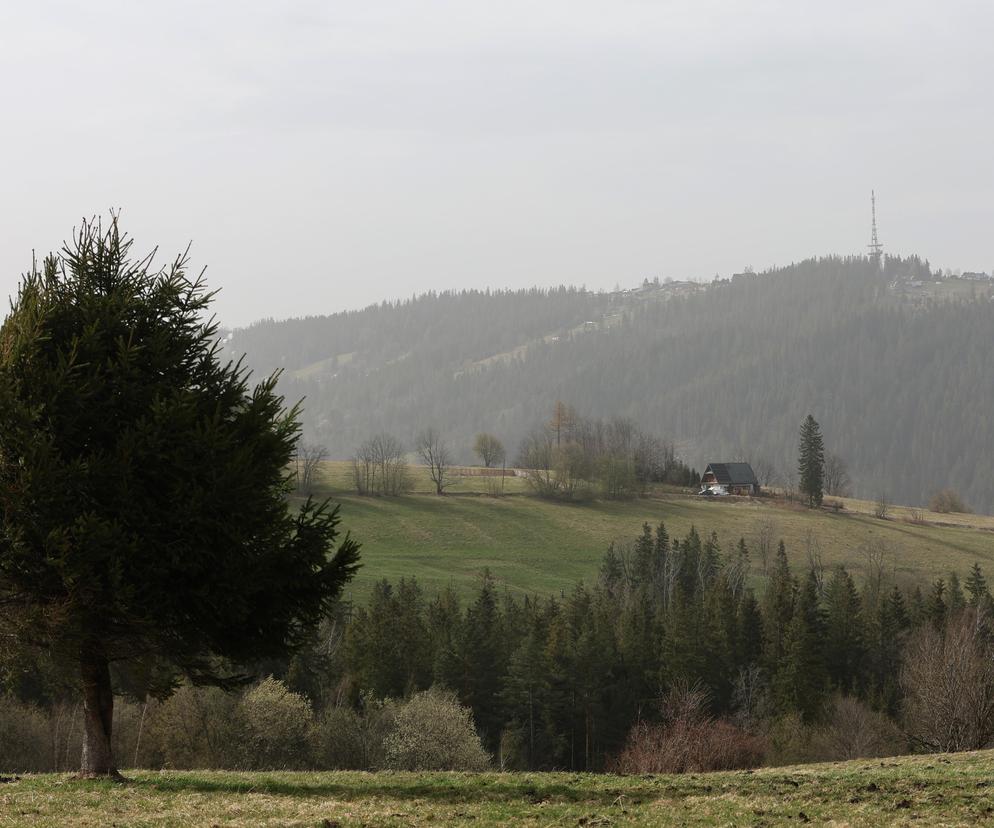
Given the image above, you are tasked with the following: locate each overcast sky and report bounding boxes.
[1,1,991,327]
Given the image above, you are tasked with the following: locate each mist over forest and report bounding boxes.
[227,254,994,514]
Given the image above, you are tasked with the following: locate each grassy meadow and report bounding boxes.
[4,750,994,826]
[311,462,994,602]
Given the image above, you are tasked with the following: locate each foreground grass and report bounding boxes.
[4,751,994,826]
[310,463,994,602]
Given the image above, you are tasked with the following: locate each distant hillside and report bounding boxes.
[227,256,994,513]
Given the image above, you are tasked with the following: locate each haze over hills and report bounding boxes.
[228,255,994,514]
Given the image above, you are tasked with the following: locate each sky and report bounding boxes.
[1,0,991,328]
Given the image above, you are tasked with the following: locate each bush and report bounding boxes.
[901,611,994,752]
[311,699,396,770]
[142,685,240,769]
[763,712,814,766]
[383,688,490,771]
[611,685,765,773]
[611,717,766,774]
[929,488,972,514]
[810,695,904,760]
[239,677,314,770]
[0,696,52,772]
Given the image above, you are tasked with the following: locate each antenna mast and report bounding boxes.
[868,190,883,267]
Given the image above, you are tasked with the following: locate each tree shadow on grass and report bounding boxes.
[134,773,662,805]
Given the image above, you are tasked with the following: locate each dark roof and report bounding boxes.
[703,462,759,486]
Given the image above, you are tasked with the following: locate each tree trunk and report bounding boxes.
[79,642,120,778]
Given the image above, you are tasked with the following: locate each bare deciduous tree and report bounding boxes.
[858,537,893,610]
[417,428,454,495]
[824,453,851,497]
[749,457,777,491]
[901,610,994,752]
[352,433,409,495]
[753,519,777,577]
[295,442,328,495]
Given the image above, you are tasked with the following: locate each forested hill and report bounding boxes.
[227,256,994,513]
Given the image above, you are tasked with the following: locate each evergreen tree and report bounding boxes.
[798,414,826,507]
[867,586,910,714]
[456,572,507,751]
[947,572,966,615]
[426,586,463,685]
[823,567,864,693]
[502,605,552,769]
[908,585,927,627]
[762,542,796,669]
[773,570,827,720]
[736,590,765,669]
[0,218,359,776]
[966,563,990,608]
[926,579,947,630]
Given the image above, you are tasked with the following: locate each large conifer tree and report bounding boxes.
[0,218,360,776]
[797,414,825,507]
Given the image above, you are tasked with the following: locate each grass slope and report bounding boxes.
[5,750,994,826]
[312,464,994,602]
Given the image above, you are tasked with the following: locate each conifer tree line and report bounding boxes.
[328,525,991,770]
[4,520,993,771]
[289,525,994,769]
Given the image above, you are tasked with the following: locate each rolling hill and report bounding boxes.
[310,462,994,602]
[229,255,994,513]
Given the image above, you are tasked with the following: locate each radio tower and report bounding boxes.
[868,190,883,268]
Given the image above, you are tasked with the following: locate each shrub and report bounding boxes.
[810,695,904,760]
[0,696,52,772]
[383,688,490,771]
[239,677,314,770]
[901,611,994,752]
[142,685,240,769]
[611,717,766,774]
[311,699,396,770]
[929,489,972,514]
[611,685,765,773]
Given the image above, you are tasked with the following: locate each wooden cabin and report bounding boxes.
[700,462,760,496]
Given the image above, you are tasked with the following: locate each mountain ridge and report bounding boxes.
[226,255,994,513]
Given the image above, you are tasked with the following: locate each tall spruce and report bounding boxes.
[797,414,826,507]
[773,570,828,721]
[0,218,359,776]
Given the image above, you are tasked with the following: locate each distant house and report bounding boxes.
[700,462,760,496]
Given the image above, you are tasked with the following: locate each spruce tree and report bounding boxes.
[736,590,765,669]
[797,414,826,507]
[0,219,359,776]
[947,572,966,615]
[457,571,507,751]
[773,570,827,720]
[823,567,864,693]
[762,542,796,668]
[966,563,990,608]
[926,579,947,629]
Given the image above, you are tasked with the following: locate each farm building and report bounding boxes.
[700,462,760,496]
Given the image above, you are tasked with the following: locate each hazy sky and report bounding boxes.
[2,1,991,327]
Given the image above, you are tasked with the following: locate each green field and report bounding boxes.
[311,463,994,602]
[5,750,994,826]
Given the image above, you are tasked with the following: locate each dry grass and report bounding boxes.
[3,750,994,826]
